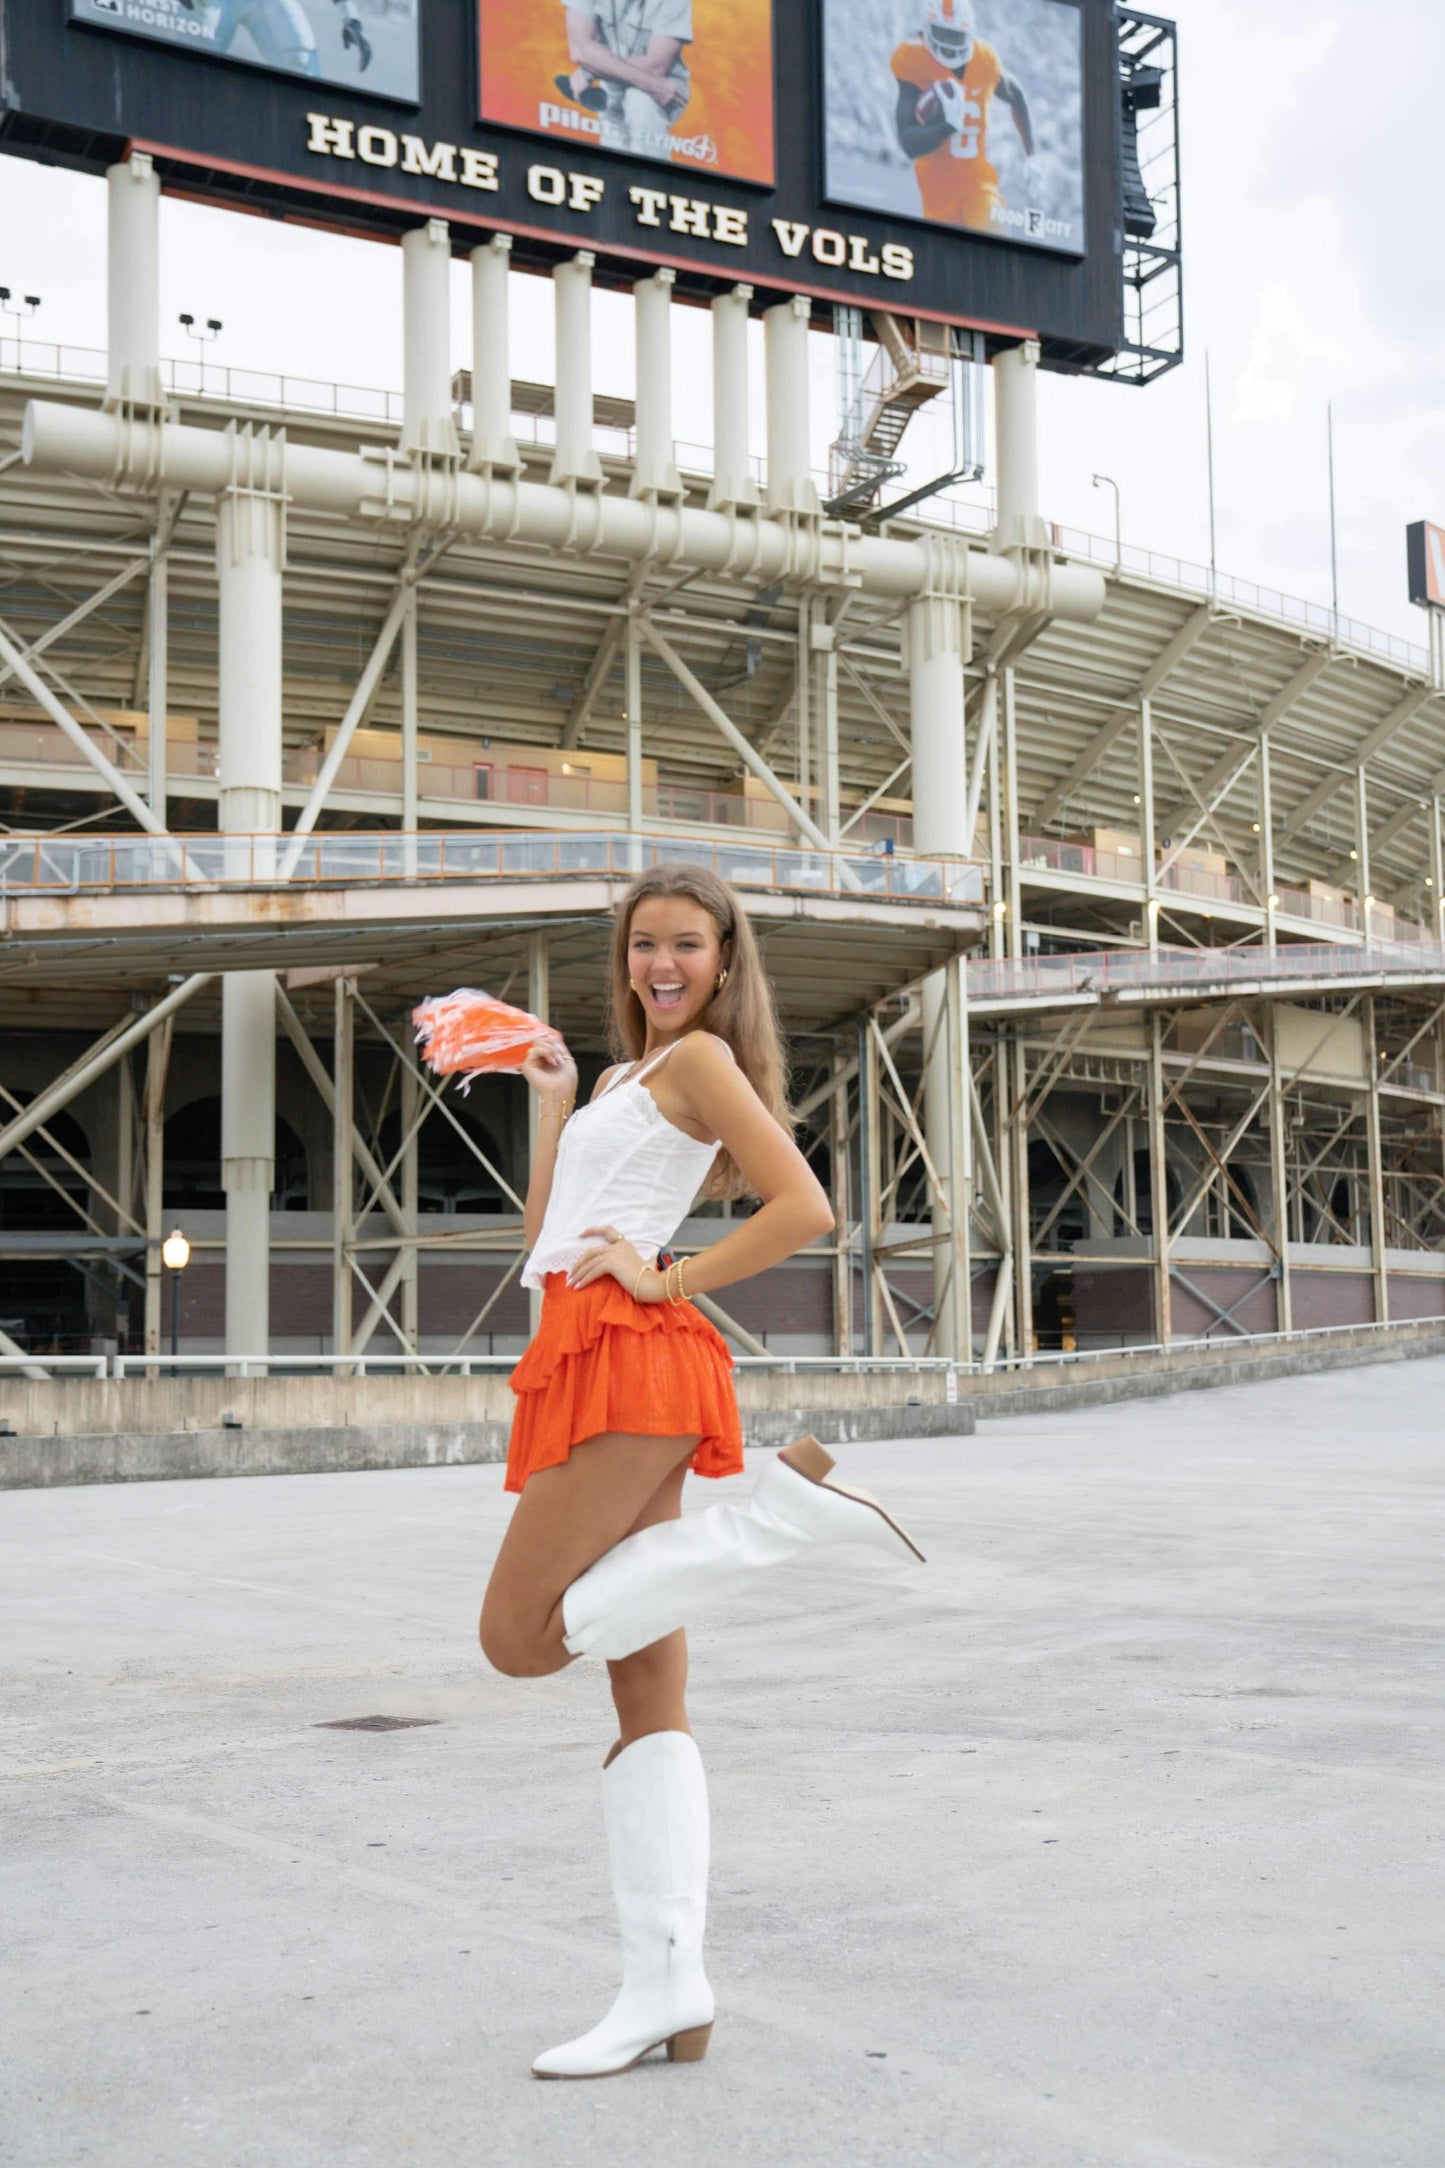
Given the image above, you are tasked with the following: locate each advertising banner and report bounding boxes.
[69,0,420,104]
[823,0,1085,255]
[1405,522,1445,610]
[477,0,775,186]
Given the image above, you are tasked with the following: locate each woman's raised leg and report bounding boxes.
[478,1430,699,1679]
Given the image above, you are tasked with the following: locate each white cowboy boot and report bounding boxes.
[562,1437,924,1664]
[532,1730,714,2079]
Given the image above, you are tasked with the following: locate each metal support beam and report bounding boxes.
[0,976,210,1165]
[1032,601,1213,828]
[642,618,860,879]
[0,616,167,837]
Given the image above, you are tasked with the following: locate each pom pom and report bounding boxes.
[412,988,566,1091]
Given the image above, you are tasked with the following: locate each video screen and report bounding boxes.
[823,0,1084,255]
[70,0,420,104]
[478,0,775,186]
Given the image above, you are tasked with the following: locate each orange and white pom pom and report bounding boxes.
[412,988,566,1088]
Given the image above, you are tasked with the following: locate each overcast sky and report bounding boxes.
[2,0,1440,654]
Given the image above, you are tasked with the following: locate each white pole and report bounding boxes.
[401,219,459,459]
[550,252,603,488]
[106,153,165,413]
[631,269,682,501]
[908,585,971,1355]
[467,234,519,473]
[993,340,1044,552]
[216,444,284,1363]
[764,296,819,517]
[708,285,759,512]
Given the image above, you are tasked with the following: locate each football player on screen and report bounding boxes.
[557,1,693,161]
[893,0,1034,232]
[174,0,372,77]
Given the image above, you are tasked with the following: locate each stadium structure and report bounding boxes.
[0,136,1441,1396]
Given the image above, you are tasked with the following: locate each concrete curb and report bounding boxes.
[0,1400,975,1489]
[971,1326,1445,1421]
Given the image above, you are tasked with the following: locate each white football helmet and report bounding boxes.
[921,0,976,70]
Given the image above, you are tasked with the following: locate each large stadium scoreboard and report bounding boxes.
[0,1,1177,373]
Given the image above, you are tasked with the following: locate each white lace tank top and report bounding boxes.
[521,1041,725,1292]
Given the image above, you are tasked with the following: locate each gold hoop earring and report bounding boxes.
[714,968,729,993]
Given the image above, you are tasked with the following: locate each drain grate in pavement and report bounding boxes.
[315,1716,441,1732]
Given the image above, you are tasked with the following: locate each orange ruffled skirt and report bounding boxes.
[505,1272,744,1494]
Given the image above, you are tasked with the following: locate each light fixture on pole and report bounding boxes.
[179,312,223,393]
[1092,473,1121,574]
[0,288,42,363]
[161,1227,190,1359]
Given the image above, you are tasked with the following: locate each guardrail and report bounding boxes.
[968,940,1445,1007]
[2,1311,1441,1384]
[0,828,986,907]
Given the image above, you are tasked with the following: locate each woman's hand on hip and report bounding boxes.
[567,1227,664,1302]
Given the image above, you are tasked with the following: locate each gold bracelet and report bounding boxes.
[678,1256,691,1304]
[632,1260,652,1302]
[540,1097,574,1125]
[665,1257,692,1307]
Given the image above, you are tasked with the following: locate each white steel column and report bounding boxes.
[992,340,1046,552]
[401,585,419,863]
[764,296,819,516]
[625,612,643,864]
[527,933,550,1332]
[1259,728,1277,945]
[1140,693,1159,952]
[1356,765,1372,936]
[217,440,284,1360]
[400,1052,420,1355]
[551,253,603,488]
[147,507,169,821]
[332,977,353,1363]
[631,270,682,500]
[106,153,165,412]
[1363,997,1389,1323]
[1148,1012,1172,1342]
[467,234,520,473]
[401,219,460,458]
[908,580,971,1354]
[708,285,759,512]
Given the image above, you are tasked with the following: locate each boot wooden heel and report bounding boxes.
[777,1434,925,1562]
[666,2022,714,2063]
[779,1435,835,1483]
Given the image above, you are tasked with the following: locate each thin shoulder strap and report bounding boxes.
[632,1042,680,1085]
[595,1061,634,1099]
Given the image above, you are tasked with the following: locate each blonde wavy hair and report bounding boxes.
[608,862,792,1201]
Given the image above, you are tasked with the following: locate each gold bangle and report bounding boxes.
[678,1256,691,1304]
[541,1097,573,1124]
[632,1261,652,1302]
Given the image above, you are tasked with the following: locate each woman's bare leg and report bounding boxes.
[606,1460,690,1750]
[479,1430,700,1678]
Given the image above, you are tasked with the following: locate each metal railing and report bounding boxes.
[0,827,985,908]
[2,339,1428,679]
[967,940,1445,1006]
[1,1309,1440,1383]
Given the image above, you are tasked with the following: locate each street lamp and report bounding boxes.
[1092,473,1121,574]
[161,1228,190,1358]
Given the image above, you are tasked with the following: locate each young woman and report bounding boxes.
[479,862,923,2081]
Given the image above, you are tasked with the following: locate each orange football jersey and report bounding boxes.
[891,36,1004,229]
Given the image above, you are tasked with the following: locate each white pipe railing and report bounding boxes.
[1,1311,1440,1385]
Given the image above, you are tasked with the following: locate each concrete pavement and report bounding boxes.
[2,1360,1442,2166]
